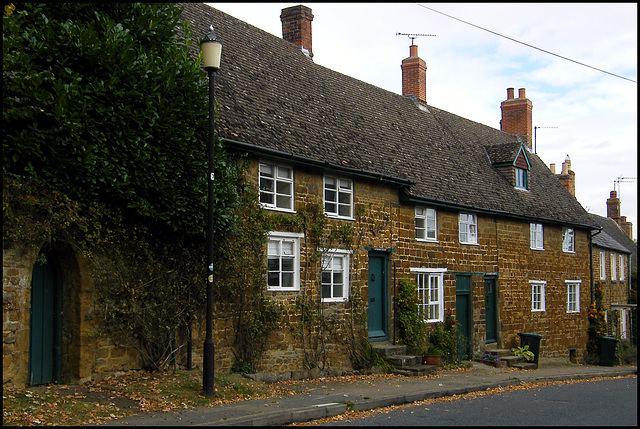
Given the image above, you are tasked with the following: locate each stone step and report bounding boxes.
[388,354,422,367]
[485,348,513,357]
[370,342,407,357]
[500,355,524,367]
[511,362,538,370]
[392,364,438,377]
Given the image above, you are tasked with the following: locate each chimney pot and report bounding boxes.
[550,163,556,174]
[507,88,514,99]
[518,88,526,98]
[409,44,419,57]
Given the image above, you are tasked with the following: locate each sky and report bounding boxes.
[210,3,638,240]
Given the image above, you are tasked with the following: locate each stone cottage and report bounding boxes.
[181,4,599,366]
[4,3,603,387]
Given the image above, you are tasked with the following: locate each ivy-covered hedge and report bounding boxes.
[3,3,226,236]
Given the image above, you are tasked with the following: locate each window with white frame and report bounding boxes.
[411,268,447,323]
[566,280,581,313]
[324,175,353,219]
[321,249,350,302]
[599,251,606,280]
[515,167,528,190]
[562,228,575,252]
[619,254,625,281]
[415,206,437,241]
[259,162,294,211]
[459,213,478,244]
[611,253,617,281]
[267,232,303,291]
[530,280,546,312]
[530,223,544,250]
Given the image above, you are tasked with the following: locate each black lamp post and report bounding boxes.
[200,24,222,398]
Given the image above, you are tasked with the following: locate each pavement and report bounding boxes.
[100,358,636,426]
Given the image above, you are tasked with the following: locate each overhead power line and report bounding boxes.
[415,3,637,84]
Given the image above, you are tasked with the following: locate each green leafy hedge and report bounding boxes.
[3,3,220,235]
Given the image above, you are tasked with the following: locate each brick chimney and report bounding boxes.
[607,190,634,239]
[607,190,621,219]
[500,88,533,149]
[281,5,313,59]
[401,44,427,104]
[556,155,575,196]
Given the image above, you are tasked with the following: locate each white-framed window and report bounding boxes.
[259,162,294,211]
[459,213,478,244]
[267,232,303,291]
[599,251,606,280]
[530,280,546,312]
[320,249,350,302]
[324,175,353,219]
[619,309,628,340]
[415,206,437,241]
[566,280,581,313]
[411,268,447,323]
[562,228,575,253]
[611,253,617,282]
[530,223,544,250]
[515,167,528,190]
[619,254,625,281]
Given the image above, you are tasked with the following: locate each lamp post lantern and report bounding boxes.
[200,24,222,398]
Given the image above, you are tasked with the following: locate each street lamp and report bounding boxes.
[201,24,222,398]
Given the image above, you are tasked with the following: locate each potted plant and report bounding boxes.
[423,342,442,366]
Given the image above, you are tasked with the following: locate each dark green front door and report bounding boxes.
[28,252,62,385]
[367,253,387,341]
[455,275,471,359]
[484,277,497,343]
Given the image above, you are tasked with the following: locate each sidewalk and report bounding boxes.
[100,358,636,426]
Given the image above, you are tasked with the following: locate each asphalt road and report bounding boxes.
[326,377,637,426]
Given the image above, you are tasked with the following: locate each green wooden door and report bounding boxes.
[455,276,471,360]
[484,277,497,344]
[367,253,387,341]
[28,253,62,385]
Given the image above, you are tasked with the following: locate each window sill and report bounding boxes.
[530,247,545,251]
[325,213,355,221]
[416,238,439,243]
[262,205,296,214]
[460,241,480,246]
[267,287,300,292]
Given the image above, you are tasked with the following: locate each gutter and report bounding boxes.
[401,191,601,232]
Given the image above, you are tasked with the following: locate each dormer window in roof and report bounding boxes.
[487,143,531,191]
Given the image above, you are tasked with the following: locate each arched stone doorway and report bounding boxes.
[27,242,92,385]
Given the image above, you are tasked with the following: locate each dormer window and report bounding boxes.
[515,167,528,190]
[485,142,531,190]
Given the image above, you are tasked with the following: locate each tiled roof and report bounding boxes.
[589,213,637,269]
[180,3,597,229]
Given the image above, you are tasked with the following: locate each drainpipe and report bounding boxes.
[393,260,397,345]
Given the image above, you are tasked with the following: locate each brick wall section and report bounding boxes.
[3,247,38,386]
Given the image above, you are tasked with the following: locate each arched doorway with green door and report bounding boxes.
[28,249,63,385]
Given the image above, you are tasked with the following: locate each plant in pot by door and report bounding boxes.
[423,342,442,366]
